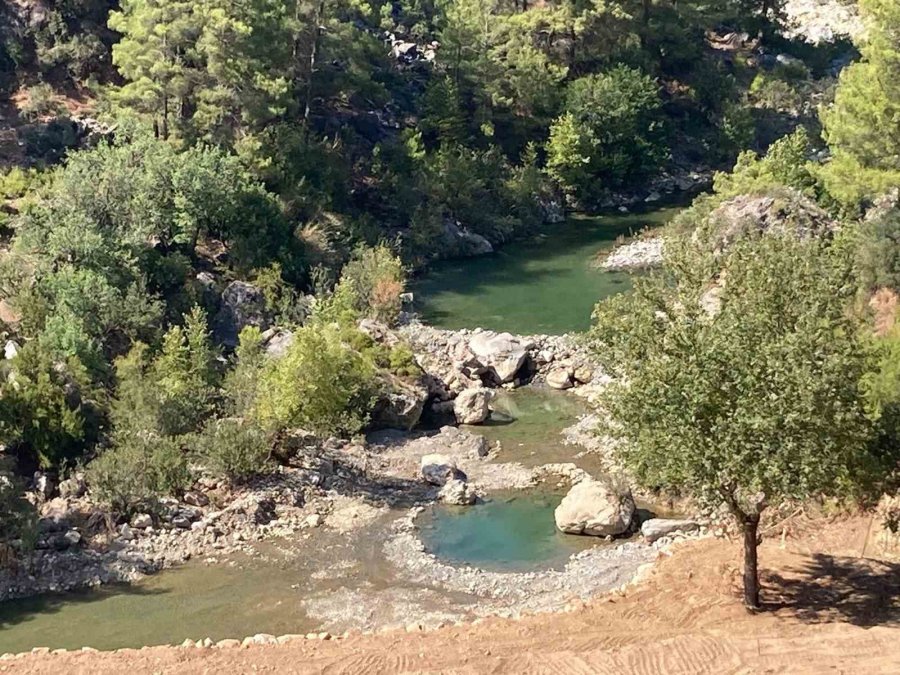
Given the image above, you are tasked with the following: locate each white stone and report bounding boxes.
[3,340,20,360]
[131,513,152,529]
[554,479,635,537]
[453,387,492,424]
[640,518,699,543]
[438,478,477,505]
[420,454,459,486]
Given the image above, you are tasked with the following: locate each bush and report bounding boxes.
[86,434,190,514]
[254,322,377,436]
[319,245,406,326]
[111,307,219,439]
[0,341,95,469]
[195,418,271,481]
[19,83,66,121]
[223,326,266,417]
[0,459,37,551]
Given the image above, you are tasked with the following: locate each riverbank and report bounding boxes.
[1,316,707,652]
[5,511,897,674]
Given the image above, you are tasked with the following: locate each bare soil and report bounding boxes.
[4,512,899,674]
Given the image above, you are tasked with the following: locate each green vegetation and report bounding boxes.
[592,230,888,608]
[820,0,900,209]
[547,67,666,202]
[0,0,897,588]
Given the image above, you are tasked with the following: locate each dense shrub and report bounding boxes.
[254,323,378,436]
[195,418,271,482]
[0,341,96,469]
[857,208,900,294]
[111,307,219,440]
[328,245,406,325]
[86,434,190,514]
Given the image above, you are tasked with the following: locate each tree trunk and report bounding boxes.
[741,514,760,609]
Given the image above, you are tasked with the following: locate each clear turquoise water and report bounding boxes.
[414,208,677,335]
[419,491,597,572]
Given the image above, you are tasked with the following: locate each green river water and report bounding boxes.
[414,208,677,334]
[0,206,677,652]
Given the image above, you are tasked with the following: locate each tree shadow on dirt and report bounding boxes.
[762,553,900,627]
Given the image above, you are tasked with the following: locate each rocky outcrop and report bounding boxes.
[441,219,494,258]
[599,238,664,272]
[703,191,836,253]
[453,387,492,424]
[640,518,699,543]
[396,323,603,403]
[554,479,635,537]
[782,0,863,44]
[212,281,272,348]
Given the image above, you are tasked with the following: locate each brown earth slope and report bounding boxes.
[4,513,900,674]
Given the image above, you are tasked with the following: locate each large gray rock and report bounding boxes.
[370,377,428,430]
[421,454,465,486]
[468,332,531,384]
[443,219,493,257]
[212,281,272,348]
[453,387,492,424]
[545,367,573,390]
[554,479,635,537]
[640,518,699,543]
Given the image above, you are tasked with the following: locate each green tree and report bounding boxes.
[0,342,96,469]
[547,66,665,199]
[254,322,377,436]
[591,233,880,608]
[820,0,900,208]
[109,0,202,140]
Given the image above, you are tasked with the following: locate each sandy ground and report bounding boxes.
[4,513,899,674]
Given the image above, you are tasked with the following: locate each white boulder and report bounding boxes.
[421,454,462,486]
[640,518,699,543]
[468,332,530,384]
[453,387,492,424]
[438,478,477,505]
[554,479,635,536]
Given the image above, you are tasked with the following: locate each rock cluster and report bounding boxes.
[397,323,604,407]
[781,0,863,44]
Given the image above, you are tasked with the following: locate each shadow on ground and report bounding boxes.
[763,553,900,627]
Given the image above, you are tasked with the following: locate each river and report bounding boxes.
[414,208,676,334]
